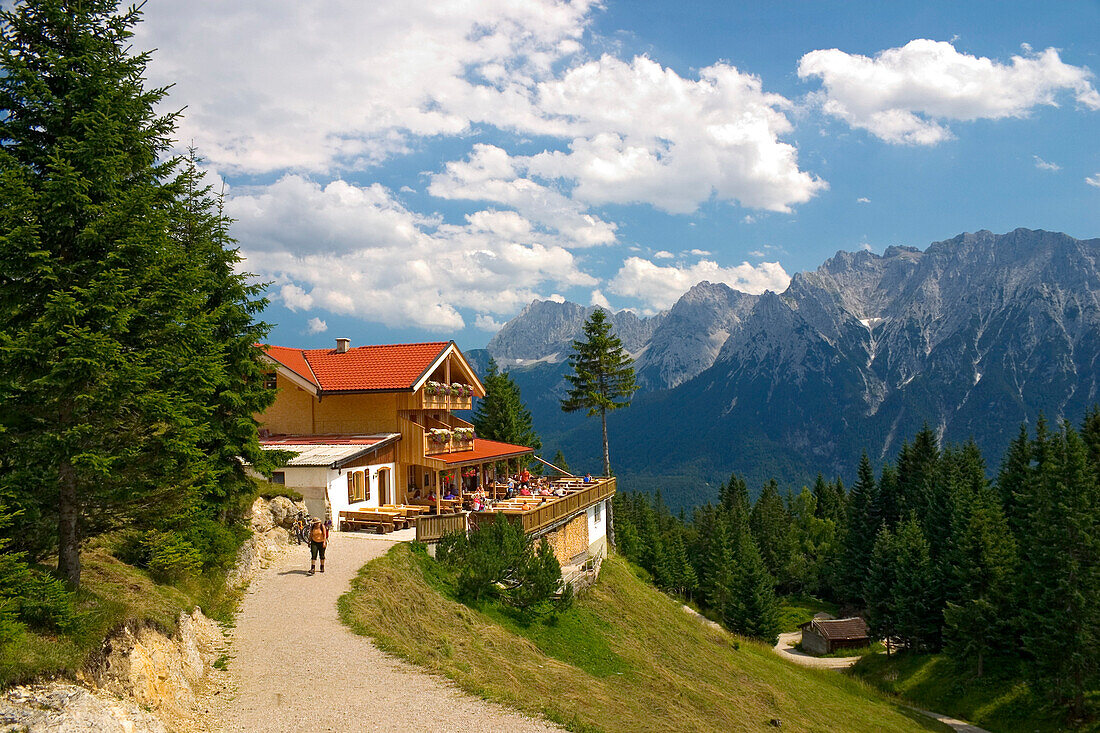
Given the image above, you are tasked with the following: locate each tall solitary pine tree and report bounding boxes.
[560,309,638,477]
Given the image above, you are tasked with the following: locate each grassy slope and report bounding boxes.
[777,596,840,633]
[0,546,237,686]
[852,653,1092,733]
[339,545,945,733]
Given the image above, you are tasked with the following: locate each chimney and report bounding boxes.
[335,338,351,354]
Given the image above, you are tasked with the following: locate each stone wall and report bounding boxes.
[544,513,589,564]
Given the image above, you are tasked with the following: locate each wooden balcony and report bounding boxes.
[472,477,617,535]
[418,414,475,456]
[418,382,473,410]
[415,478,616,543]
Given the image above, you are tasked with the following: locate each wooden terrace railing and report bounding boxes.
[415,477,617,542]
[471,477,616,535]
[415,513,468,543]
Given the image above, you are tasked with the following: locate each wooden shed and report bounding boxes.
[798,617,870,655]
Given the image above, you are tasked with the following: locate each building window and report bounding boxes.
[593,502,602,523]
[263,372,277,390]
[271,472,285,485]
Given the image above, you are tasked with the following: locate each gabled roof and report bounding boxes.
[261,341,452,392]
[261,433,400,469]
[800,617,869,641]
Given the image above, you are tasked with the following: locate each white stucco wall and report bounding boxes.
[587,499,606,545]
[328,462,396,520]
[276,466,331,520]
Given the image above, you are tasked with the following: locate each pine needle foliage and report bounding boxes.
[561,309,638,477]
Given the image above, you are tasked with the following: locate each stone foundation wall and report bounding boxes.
[544,514,589,564]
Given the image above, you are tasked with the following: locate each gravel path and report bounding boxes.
[773,632,863,669]
[209,532,559,732]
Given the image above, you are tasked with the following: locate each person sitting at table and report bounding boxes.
[412,488,422,499]
[426,492,436,502]
[539,486,552,496]
[583,473,592,483]
[443,489,456,500]
[554,485,567,497]
[519,485,532,496]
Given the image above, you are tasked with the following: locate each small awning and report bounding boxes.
[432,438,535,468]
[261,433,400,469]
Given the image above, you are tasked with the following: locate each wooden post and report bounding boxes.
[435,469,441,515]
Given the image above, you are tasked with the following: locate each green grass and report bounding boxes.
[340,544,948,733]
[776,594,840,633]
[0,544,239,687]
[795,642,884,658]
[851,652,1093,733]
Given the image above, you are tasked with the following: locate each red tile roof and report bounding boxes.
[262,342,449,392]
[435,438,535,465]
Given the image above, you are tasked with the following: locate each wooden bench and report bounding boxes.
[339,510,397,534]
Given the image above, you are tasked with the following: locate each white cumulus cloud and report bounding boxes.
[305,317,328,334]
[799,39,1100,145]
[229,176,596,331]
[609,257,790,312]
[137,0,596,174]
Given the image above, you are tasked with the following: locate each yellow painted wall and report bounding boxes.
[312,392,400,434]
[260,373,314,434]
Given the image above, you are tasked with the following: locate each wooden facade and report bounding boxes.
[258,341,534,513]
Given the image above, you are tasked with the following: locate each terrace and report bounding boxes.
[414,476,617,542]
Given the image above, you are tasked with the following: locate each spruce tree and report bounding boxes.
[750,479,792,587]
[725,533,781,644]
[703,516,736,613]
[891,516,939,652]
[560,309,638,477]
[551,449,570,476]
[0,0,273,586]
[840,453,880,605]
[1020,422,1100,719]
[864,525,898,655]
[943,492,1017,678]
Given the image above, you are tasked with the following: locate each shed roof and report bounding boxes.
[800,617,869,641]
[261,434,400,468]
[433,438,535,467]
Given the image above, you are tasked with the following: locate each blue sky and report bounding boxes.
[136,0,1100,351]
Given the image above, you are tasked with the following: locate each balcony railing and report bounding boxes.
[471,478,617,535]
[421,415,475,456]
[420,381,474,410]
[416,478,617,543]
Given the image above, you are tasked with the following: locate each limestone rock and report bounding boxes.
[249,497,274,533]
[90,609,221,719]
[269,495,300,528]
[0,683,168,733]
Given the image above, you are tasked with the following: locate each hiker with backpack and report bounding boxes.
[308,517,328,575]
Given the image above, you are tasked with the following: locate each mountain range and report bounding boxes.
[468,228,1100,508]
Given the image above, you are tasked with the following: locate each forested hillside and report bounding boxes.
[613,413,1100,728]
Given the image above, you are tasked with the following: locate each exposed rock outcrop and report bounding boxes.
[87,609,222,721]
[228,496,308,589]
[0,683,168,733]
